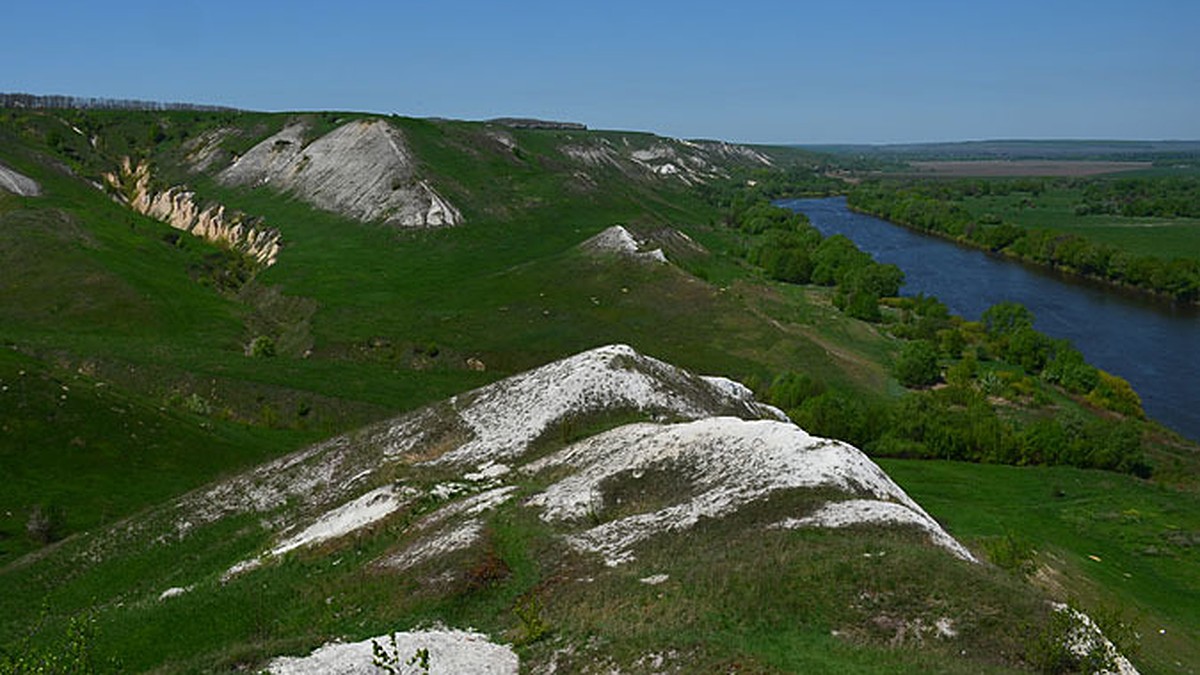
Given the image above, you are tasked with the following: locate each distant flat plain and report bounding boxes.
[906,160,1152,177]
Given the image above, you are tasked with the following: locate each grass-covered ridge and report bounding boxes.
[0,345,1109,673]
[2,104,1198,672]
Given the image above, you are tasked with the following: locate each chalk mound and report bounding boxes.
[0,162,40,197]
[176,344,782,577]
[219,119,461,228]
[580,225,668,263]
[268,627,518,674]
[525,417,975,566]
[195,344,975,586]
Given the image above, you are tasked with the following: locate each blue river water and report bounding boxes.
[779,197,1200,441]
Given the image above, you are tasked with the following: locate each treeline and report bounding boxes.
[695,165,848,205]
[704,176,1155,477]
[847,182,1200,303]
[0,92,236,112]
[1075,177,1200,218]
[720,197,905,322]
[764,298,1150,477]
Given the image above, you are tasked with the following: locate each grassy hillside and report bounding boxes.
[2,106,1198,672]
[0,108,882,561]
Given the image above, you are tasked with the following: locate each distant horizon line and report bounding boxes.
[4,90,1197,149]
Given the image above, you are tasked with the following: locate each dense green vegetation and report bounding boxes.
[697,181,1161,478]
[0,107,890,565]
[3,105,1199,672]
[847,179,1200,302]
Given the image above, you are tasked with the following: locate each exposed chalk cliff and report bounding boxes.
[104,158,281,267]
[0,162,40,197]
[218,119,462,228]
[559,135,773,187]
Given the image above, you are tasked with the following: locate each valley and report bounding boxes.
[1,105,1198,673]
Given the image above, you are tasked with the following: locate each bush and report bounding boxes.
[1087,370,1144,419]
[793,390,886,448]
[894,340,940,388]
[247,335,276,358]
[767,372,825,409]
[982,531,1036,576]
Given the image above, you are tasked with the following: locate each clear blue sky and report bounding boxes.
[4,0,1198,144]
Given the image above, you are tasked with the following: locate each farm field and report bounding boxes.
[957,186,1200,261]
[907,160,1152,178]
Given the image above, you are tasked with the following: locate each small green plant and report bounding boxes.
[183,392,212,415]
[0,610,118,674]
[981,530,1035,576]
[247,335,276,358]
[370,635,430,674]
[513,594,552,645]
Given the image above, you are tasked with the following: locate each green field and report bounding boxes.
[958,186,1200,261]
[885,459,1200,674]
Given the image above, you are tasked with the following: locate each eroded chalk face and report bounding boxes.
[522,417,975,566]
[218,119,462,228]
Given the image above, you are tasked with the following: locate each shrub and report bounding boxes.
[1087,371,1144,419]
[247,335,276,358]
[767,372,825,409]
[982,531,1036,576]
[894,340,940,388]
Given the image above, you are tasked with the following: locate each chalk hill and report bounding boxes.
[5,344,1135,672]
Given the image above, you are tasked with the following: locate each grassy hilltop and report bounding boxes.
[1,106,1198,672]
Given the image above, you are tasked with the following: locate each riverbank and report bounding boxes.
[780,197,1200,442]
[845,186,1200,305]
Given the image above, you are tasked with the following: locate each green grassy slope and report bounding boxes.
[0,108,887,566]
[884,460,1200,673]
[2,107,1198,672]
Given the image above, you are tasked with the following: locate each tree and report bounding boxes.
[1087,371,1145,419]
[895,340,940,388]
[982,302,1034,337]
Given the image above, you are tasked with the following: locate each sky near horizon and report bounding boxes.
[4,0,1198,144]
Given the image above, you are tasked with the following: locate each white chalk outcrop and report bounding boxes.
[1052,603,1140,675]
[219,119,461,228]
[104,158,281,266]
[559,136,773,187]
[268,627,518,674]
[0,162,40,196]
[579,225,668,263]
[269,484,419,557]
[182,343,975,584]
[525,418,975,565]
[167,344,776,579]
[773,499,974,561]
[432,344,776,467]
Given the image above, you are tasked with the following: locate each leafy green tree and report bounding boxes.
[767,372,825,409]
[1087,370,1145,419]
[1006,326,1052,373]
[894,340,940,388]
[982,302,1034,337]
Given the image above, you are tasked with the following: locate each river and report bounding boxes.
[779,196,1200,442]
